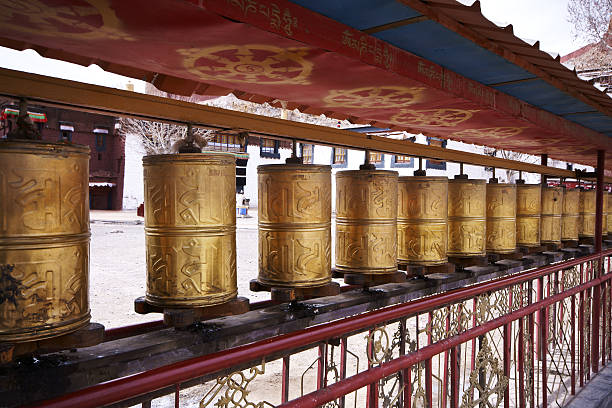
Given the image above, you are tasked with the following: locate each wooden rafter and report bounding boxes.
[0,67,606,181]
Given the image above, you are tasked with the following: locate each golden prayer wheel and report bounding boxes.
[486,182,517,254]
[398,176,448,266]
[515,183,541,247]
[143,153,237,307]
[579,189,596,238]
[541,186,563,244]
[335,170,398,274]
[447,177,486,257]
[258,164,332,287]
[562,188,580,241]
[0,140,90,342]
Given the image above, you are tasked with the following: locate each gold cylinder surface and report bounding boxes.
[486,183,516,254]
[516,184,541,247]
[0,140,90,342]
[540,186,563,244]
[258,164,332,287]
[335,170,398,274]
[579,189,596,238]
[143,153,237,307]
[398,176,448,266]
[447,178,486,257]
[562,188,580,241]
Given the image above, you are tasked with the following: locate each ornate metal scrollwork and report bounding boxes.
[365,324,421,408]
[426,303,469,342]
[510,283,529,312]
[562,266,580,289]
[583,296,591,375]
[367,326,394,365]
[321,347,341,408]
[411,362,428,408]
[200,361,273,408]
[460,338,509,408]
[474,289,510,325]
[522,319,534,406]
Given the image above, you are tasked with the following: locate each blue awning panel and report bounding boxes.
[290,0,421,30]
[373,21,537,85]
[565,113,612,133]
[493,79,598,115]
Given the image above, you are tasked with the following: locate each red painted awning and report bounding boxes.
[0,0,610,168]
[1,107,47,122]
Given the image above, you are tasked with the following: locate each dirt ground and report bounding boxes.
[89,210,268,328]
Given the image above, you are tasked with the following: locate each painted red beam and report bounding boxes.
[281,269,612,408]
[595,150,606,254]
[592,150,606,373]
[28,252,610,408]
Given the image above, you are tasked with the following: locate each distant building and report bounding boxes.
[561,18,612,94]
[207,127,541,209]
[122,123,547,210]
[0,104,125,210]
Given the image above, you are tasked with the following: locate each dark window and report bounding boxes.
[332,147,348,167]
[96,134,106,150]
[368,151,385,168]
[93,128,109,151]
[211,134,243,152]
[260,138,280,159]
[59,123,74,141]
[60,130,72,142]
[391,154,414,168]
[301,144,314,164]
[97,152,102,161]
[331,147,347,168]
[426,137,447,170]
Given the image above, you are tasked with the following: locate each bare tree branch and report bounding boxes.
[117,118,213,155]
[483,147,539,183]
[567,0,612,44]
[117,84,217,154]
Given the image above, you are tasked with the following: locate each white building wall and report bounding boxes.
[243,144,292,207]
[122,133,145,209]
[124,131,565,210]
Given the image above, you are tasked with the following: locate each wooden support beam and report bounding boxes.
[362,15,429,34]
[0,67,599,180]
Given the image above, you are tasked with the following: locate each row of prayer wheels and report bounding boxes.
[255,164,611,285]
[2,148,612,344]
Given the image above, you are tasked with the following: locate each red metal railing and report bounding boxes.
[30,250,612,408]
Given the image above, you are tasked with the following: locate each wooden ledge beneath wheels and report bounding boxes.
[134,296,250,328]
[249,280,341,302]
[0,323,104,365]
[332,270,407,287]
